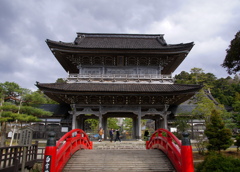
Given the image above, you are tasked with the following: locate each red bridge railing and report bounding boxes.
[42,129,92,172]
[146,129,194,172]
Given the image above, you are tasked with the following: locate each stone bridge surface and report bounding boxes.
[63,141,175,172]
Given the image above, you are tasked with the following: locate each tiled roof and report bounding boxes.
[46,33,193,50]
[37,104,71,115]
[36,83,202,93]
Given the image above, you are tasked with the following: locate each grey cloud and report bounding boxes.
[0,0,240,91]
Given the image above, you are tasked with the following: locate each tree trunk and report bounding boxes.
[0,122,7,147]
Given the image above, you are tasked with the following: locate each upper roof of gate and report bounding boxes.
[46,33,193,49]
[46,33,194,74]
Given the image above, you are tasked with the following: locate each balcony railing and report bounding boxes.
[66,74,174,83]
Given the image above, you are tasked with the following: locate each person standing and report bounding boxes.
[109,128,114,142]
[98,127,104,142]
[144,130,149,141]
[115,129,121,142]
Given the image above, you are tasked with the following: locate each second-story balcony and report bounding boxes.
[66,73,174,84]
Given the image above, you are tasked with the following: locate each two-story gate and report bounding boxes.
[36,33,202,139]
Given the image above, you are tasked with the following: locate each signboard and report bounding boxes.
[43,155,52,172]
[19,128,33,146]
[61,127,69,132]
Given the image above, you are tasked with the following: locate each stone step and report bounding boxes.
[93,140,146,150]
[63,149,175,172]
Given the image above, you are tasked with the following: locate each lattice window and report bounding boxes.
[129,96,138,105]
[127,56,137,66]
[155,96,164,104]
[93,56,102,65]
[82,56,91,65]
[89,95,99,104]
[116,96,125,104]
[142,96,151,105]
[75,95,85,104]
[105,56,115,66]
[102,96,113,104]
[66,55,81,65]
[139,57,148,66]
[150,57,160,66]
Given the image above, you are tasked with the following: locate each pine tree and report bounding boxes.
[204,110,233,152]
[222,31,240,75]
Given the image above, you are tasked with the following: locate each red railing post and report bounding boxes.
[42,131,57,172]
[181,132,194,172]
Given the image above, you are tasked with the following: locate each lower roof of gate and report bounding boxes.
[36,82,201,93]
[36,82,202,105]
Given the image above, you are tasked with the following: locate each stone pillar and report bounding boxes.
[162,111,171,130]
[98,113,103,129]
[72,113,77,129]
[132,117,136,139]
[78,115,84,130]
[71,104,77,130]
[155,118,161,130]
[103,116,107,140]
[154,119,157,130]
[137,113,142,140]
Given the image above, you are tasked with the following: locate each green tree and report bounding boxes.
[123,118,133,132]
[173,112,191,134]
[192,90,216,122]
[175,68,240,107]
[56,78,67,83]
[233,92,240,112]
[232,112,240,130]
[0,82,52,146]
[23,91,47,105]
[85,118,99,132]
[204,110,233,152]
[175,68,217,88]
[174,71,191,84]
[22,90,57,106]
[235,134,240,152]
[190,67,204,84]
[222,31,240,75]
[107,118,118,129]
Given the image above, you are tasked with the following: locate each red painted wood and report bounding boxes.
[42,129,92,172]
[181,145,194,172]
[146,128,194,172]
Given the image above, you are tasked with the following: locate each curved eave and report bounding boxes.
[46,39,193,74]
[36,82,201,96]
[46,39,194,51]
[36,82,202,105]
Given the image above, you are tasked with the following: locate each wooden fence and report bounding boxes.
[0,141,40,172]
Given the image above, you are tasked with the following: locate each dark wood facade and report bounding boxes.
[37,33,202,139]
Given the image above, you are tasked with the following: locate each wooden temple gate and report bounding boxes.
[36,33,202,140]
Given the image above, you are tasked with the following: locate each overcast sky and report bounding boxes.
[0,0,239,91]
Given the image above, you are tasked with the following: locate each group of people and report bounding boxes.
[98,128,121,142]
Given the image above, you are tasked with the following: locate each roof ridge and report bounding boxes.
[76,33,164,38]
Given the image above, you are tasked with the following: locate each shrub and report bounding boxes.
[196,151,240,172]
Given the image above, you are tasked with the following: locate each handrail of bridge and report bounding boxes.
[42,129,92,172]
[146,128,194,172]
[0,141,38,172]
